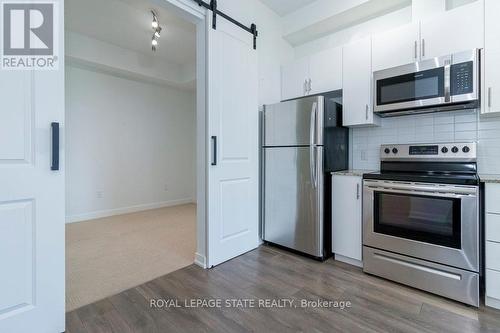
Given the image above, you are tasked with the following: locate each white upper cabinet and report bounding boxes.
[419,1,484,60]
[309,46,342,95]
[372,22,420,72]
[281,47,342,101]
[281,57,309,101]
[483,0,500,114]
[342,36,380,127]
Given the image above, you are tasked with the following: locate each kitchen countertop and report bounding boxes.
[479,174,500,183]
[331,169,377,177]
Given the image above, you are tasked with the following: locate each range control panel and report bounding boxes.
[381,143,477,161]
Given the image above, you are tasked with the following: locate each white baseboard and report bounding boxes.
[334,254,363,268]
[486,296,500,310]
[66,198,195,224]
[194,252,207,268]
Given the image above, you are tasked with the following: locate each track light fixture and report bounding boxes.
[151,10,162,52]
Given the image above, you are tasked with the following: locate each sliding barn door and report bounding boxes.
[0,1,65,332]
[207,15,259,267]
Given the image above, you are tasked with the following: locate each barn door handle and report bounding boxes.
[211,136,217,166]
[51,122,60,171]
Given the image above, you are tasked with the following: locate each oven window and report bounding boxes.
[377,67,444,105]
[374,192,461,248]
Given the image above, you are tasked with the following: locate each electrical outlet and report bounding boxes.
[96,191,103,199]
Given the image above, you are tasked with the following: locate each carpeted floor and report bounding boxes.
[65,204,196,312]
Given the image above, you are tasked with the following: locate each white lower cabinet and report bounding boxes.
[485,183,500,310]
[332,174,362,267]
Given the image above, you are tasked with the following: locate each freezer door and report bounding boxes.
[263,146,324,257]
[263,96,324,146]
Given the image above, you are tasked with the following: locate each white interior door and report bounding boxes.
[207,15,259,267]
[0,2,65,332]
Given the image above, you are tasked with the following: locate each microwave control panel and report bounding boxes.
[451,61,473,96]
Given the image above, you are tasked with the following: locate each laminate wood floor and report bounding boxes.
[66,245,500,333]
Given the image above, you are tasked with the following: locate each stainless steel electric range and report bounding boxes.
[362,142,480,307]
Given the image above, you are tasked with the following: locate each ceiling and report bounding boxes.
[259,0,318,16]
[65,0,196,66]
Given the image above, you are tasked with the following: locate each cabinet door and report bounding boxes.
[483,0,500,114]
[281,57,309,101]
[372,22,420,72]
[342,36,378,127]
[309,46,342,94]
[332,175,362,261]
[420,1,484,60]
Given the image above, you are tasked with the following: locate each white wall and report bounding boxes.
[65,65,196,223]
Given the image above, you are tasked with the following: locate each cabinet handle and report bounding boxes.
[488,87,492,108]
[308,78,312,93]
[365,104,369,120]
[356,183,360,200]
[421,39,425,57]
[304,80,307,95]
[414,40,418,59]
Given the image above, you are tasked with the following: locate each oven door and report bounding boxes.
[363,180,479,272]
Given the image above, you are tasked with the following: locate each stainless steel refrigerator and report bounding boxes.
[261,94,348,259]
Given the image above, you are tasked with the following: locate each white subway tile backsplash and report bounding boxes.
[455,112,478,123]
[455,122,477,131]
[351,109,500,174]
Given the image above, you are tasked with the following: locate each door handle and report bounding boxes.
[211,136,217,166]
[50,123,59,171]
[365,104,369,120]
[51,122,59,171]
[421,38,425,57]
[488,87,492,108]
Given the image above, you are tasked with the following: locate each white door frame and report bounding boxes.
[152,0,209,268]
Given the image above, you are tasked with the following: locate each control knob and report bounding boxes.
[392,148,398,154]
[441,147,448,153]
[451,146,459,153]
[384,148,390,154]
[462,146,470,153]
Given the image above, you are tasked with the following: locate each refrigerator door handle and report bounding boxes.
[310,102,318,188]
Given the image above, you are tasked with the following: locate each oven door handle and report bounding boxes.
[363,181,477,195]
[365,186,476,199]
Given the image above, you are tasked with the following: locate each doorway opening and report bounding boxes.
[64,0,201,312]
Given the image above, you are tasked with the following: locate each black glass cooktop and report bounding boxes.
[363,161,479,185]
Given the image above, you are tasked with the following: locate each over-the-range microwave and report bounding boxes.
[373,49,480,117]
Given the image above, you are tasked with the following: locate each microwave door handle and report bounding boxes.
[444,62,451,103]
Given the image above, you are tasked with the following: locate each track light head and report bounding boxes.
[154,27,162,38]
[151,10,159,29]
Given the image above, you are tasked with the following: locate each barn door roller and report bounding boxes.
[194,0,258,50]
